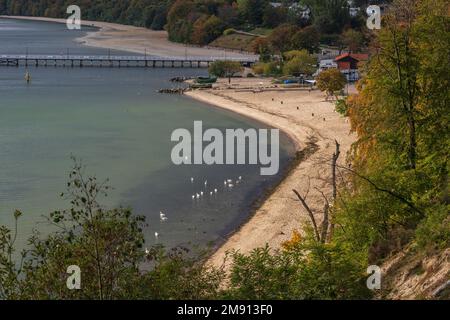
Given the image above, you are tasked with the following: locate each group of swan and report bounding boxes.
[152,175,244,241]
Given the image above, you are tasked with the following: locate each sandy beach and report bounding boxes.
[185,79,355,267]
[0,15,257,59]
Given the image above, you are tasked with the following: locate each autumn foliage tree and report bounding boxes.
[316,68,347,100]
[337,0,449,262]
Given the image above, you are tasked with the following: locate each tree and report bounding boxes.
[291,26,320,53]
[208,60,244,84]
[340,29,365,53]
[251,37,273,62]
[0,159,224,300]
[337,0,449,260]
[202,15,226,43]
[268,24,299,57]
[303,0,351,34]
[316,68,346,100]
[352,0,449,171]
[262,5,287,28]
[166,0,195,43]
[237,0,268,26]
[282,50,317,76]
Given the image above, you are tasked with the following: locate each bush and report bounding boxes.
[223,28,236,36]
[224,240,372,300]
[252,62,266,75]
[209,60,243,77]
[282,49,317,76]
[335,98,349,116]
[415,206,450,250]
[263,62,282,76]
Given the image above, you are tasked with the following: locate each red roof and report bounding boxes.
[334,53,369,62]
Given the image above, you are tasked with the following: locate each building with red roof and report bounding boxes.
[334,53,369,81]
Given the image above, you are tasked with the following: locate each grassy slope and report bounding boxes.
[209,33,258,52]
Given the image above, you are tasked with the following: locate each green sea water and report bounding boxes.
[0,18,296,249]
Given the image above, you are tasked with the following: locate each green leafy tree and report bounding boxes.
[291,26,321,53]
[208,60,244,83]
[268,24,299,57]
[339,29,365,53]
[303,0,351,34]
[316,68,347,100]
[336,0,449,262]
[0,159,224,300]
[237,0,268,26]
[282,50,317,76]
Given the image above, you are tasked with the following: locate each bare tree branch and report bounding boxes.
[292,189,320,242]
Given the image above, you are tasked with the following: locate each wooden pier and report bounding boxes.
[0,54,257,68]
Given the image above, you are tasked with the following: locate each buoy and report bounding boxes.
[25,71,31,83]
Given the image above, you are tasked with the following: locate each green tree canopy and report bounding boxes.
[316,68,346,99]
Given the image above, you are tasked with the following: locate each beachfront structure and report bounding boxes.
[319,59,338,71]
[0,54,258,68]
[333,53,369,81]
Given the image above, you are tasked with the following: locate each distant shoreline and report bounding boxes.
[0,15,258,59]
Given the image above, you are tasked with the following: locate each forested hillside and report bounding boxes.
[0,0,171,29]
[0,0,375,46]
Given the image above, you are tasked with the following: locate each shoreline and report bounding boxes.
[185,79,355,268]
[0,15,257,59]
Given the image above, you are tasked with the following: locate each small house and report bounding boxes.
[334,53,369,81]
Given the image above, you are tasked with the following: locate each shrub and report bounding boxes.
[252,62,266,75]
[335,98,349,116]
[224,240,372,300]
[282,49,317,76]
[223,28,236,35]
[415,206,450,250]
